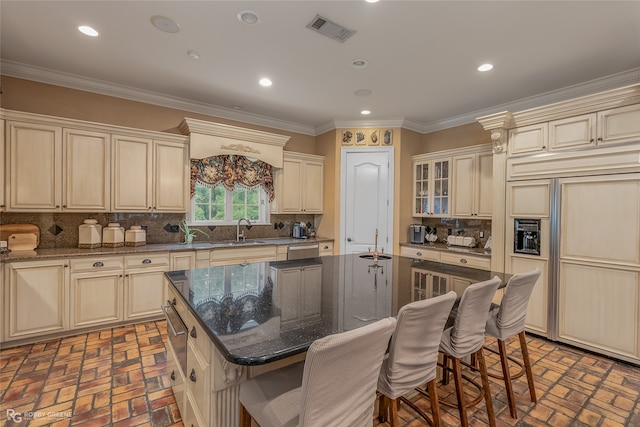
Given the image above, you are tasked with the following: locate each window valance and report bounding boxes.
[190,155,275,201]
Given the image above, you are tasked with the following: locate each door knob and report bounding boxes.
[347,237,352,242]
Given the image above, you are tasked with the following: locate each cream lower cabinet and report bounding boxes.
[319,241,334,257]
[400,246,441,262]
[170,251,196,270]
[3,259,69,341]
[452,150,493,218]
[124,253,170,320]
[271,151,324,214]
[111,135,188,213]
[411,268,449,301]
[70,256,124,329]
[209,246,277,267]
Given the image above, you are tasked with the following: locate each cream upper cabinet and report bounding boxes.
[63,128,111,211]
[548,113,597,152]
[4,259,69,340]
[508,123,548,157]
[412,156,451,217]
[6,121,63,211]
[452,150,493,218]
[112,135,188,213]
[271,152,324,214]
[596,103,640,146]
[112,135,153,212]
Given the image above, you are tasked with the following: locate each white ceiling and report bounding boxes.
[2,1,640,136]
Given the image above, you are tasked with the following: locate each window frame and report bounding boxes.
[189,183,270,226]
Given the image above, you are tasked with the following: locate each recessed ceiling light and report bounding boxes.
[354,89,372,97]
[478,63,494,72]
[366,0,380,3]
[187,50,200,60]
[259,78,272,87]
[150,15,180,33]
[238,10,260,25]
[78,25,99,37]
[361,110,371,115]
[351,59,368,69]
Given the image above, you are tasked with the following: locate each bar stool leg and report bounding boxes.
[497,338,517,418]
[519,331,537,403]
[451,357,468,427]
[427,378,443,427]
[475,348,497,427]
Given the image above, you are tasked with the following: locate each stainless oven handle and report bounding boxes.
[161,304,186,337]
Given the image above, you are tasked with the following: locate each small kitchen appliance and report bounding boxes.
[409,224,426,244]
[292,222,307,239]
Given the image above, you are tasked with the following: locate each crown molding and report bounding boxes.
[3,60,639,137]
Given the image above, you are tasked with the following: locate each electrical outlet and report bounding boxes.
[480,231,484,238]
[447,228,452,235]
[169,225,180,233]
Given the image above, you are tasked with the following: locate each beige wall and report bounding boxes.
[395,128,424,253]
[315,129,338,244]
[0,76,317,154]
[422,122,490,152]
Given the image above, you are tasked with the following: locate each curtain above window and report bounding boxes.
[190,155,275,201]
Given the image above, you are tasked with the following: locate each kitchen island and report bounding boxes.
[163,253,510,426]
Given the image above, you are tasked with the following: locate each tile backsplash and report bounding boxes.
[0,213,316,249]
[418,217,492,248]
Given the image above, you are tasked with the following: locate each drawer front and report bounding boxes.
[400,246,440,262]
[168,286,188,324]
[185,308,211,361]
[124,253,170,269]
[319,241,334,256]
[440,252,491,270]
[210,246,276,262]
[70,256,123,273]
[165,338,186,418]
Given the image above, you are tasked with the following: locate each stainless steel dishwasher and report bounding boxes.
[287,243,320,260]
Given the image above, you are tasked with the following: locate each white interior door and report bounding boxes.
[340,148,394,254]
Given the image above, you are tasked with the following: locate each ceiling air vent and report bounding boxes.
[306,14,356,43]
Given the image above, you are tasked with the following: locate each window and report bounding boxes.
[190,182,270,225]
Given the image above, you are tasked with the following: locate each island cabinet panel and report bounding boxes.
[123,253,169,320]
[4,259,69,340]
[69,256,124,329]
[6,121,63,211]
[165,338,186,421]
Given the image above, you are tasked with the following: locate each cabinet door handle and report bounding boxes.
[190,326,197,338]
[597,137,603,142]
[590,138,595,143]
[190,369,197,382]
[142,259,152,264]
[460,258,468,264]
[63,205,67,208]
[93,262,104,268]
[170,371,175,381]
[324,246,329,249]
[171,297,176,306]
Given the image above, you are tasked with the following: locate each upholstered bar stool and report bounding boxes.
[438,276,501,427]
[377,291,457,427]
[239,317,396,427]
[484,268,542,419]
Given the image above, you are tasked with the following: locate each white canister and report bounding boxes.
[125,226,146,247]
[79,219,102,249]
[102,223,125,248]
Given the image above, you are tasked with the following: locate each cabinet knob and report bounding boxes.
[460,258,468,264]
[542,145,546,149]
[324,246,329,250]
[190,326,197,338]
[347,238,352,242]
[416,252,422,256]
[170,371,175,381]
[597,137,603,142]
[190,369,197,382]
[55,205,60,208]
[93,262,104,268]
[63,205,67,208]
[590,138,595,143]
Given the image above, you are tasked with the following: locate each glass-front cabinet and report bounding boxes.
[413,157,451,217]
[412,268,449,301]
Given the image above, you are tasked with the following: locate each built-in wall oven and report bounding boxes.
[162,298,187,374]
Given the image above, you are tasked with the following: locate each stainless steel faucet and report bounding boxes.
[237,218,252,242]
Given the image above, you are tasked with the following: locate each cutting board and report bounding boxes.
[8,233,39,251]
[0,224,40,249]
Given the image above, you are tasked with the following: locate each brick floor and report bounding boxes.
[1,320,639,426]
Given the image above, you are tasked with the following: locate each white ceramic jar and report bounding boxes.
[125,225,146,246]
[102,223,125,248]
[79,219,102,249]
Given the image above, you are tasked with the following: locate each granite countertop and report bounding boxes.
[0,237,334,262]
[400,241,491,257]
[165,253,510,366]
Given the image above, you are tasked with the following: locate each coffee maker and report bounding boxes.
[408,224,426,244]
